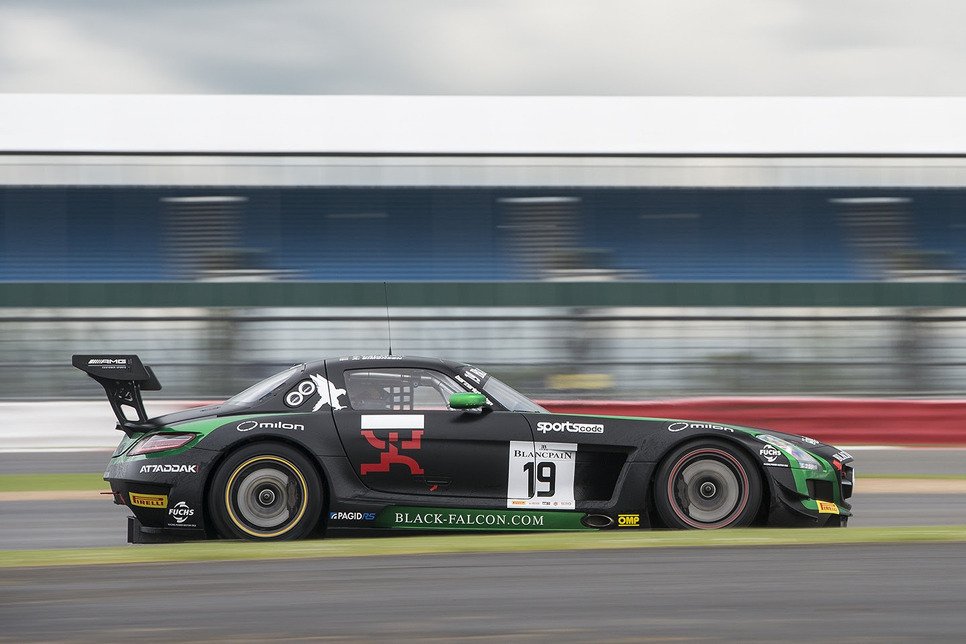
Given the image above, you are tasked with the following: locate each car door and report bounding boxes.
[330,364,535,500]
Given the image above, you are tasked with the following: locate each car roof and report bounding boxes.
[325,355,468,372]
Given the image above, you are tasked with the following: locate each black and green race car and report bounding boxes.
[73,353,854,543]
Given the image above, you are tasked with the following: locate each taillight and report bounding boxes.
[129,433,196,456]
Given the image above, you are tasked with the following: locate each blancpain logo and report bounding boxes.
[140,464,198,474]
[535,420,604,434]
[236,420,305,432]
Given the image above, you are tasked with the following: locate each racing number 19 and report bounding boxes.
[523,461,556,497]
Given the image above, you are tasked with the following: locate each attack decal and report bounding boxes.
[139,464,198,474]
[359,415,425,475]
[506,441,577,509]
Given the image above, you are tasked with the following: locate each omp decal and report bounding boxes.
[617,514,641,527]
[506,441,577,509]
[130,492,167,508]
[817,501,840,514]
[310,373,347,411]
[359,415,425,475]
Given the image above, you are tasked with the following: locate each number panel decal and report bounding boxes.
[507,440,577,509]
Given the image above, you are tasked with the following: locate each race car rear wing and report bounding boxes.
[72,354,162,434]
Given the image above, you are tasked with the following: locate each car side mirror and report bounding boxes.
[449,392,489,410]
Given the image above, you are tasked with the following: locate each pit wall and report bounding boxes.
[4,398,965,452]
[542,398,966,446]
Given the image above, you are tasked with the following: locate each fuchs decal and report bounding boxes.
[359,415,425,475]
[167,501,196,526]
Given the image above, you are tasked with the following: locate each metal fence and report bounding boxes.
[10,306,966,402]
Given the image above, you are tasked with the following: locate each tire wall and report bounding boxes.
[540,398,966,446]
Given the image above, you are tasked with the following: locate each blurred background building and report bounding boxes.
[4,95,966,401]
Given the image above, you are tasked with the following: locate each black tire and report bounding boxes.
[654,440,762,529]
[209,442,323,541]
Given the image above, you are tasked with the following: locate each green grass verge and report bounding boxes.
[0,473,108,493]
[2,526,965,568]
[861,474,966,480]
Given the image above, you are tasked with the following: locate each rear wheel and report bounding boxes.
[209,442,323,540]
[654,440,762,529]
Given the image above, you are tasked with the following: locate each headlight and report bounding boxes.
[129,432,196,456]
[756,434,822,471]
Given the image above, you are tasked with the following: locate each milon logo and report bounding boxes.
[236,420,305,432]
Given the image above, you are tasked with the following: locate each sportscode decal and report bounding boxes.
[536,420,604,435]
[506,440,577,509]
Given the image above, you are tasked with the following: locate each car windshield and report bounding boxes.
[482,375,548,413]
[227,365,301,405]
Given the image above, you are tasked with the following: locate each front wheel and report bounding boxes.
[209,442,323,540]
[654,440,762,529]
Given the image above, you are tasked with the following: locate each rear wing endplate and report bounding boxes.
[72,354,162,434]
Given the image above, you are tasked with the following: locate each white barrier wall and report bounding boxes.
[0,401,200,451]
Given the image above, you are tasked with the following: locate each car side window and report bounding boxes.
[344,368,464,411]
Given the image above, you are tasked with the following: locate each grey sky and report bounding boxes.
[1,0,964,95]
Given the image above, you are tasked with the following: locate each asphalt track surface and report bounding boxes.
[3,449,966,642]
[4,544,966,642]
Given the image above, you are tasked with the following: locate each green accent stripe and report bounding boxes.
[6,281,966,308]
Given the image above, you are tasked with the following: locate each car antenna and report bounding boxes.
[383,281,393,356]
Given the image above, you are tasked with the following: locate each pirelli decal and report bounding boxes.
[130,492,168,508]
[816,500,840,514]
